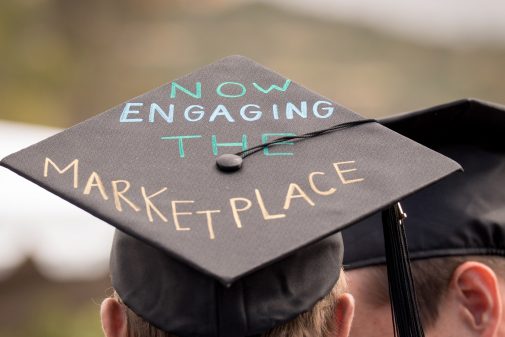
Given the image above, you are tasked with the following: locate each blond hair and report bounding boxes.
[115,271,347,337]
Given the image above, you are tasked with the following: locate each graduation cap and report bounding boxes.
[344,98,505,268]
[0,56,461,337]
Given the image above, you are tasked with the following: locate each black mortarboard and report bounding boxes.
[344,99,505,269]
[0,56,460,337]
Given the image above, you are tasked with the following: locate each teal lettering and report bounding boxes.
[170,82,202,99]
[216,82,246,98]
[262,133,295,156]
[212,134,247,156]
[253,79,291,94]
[160,135,202,158]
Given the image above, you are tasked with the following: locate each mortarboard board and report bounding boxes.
[344,98,505,269]
[0,56,461,337]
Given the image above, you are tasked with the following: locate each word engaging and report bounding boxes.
[119,80,337,124]
[120,100,336,124]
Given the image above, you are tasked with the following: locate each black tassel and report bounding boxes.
[382,203,425,337]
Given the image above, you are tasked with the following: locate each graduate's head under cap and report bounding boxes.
[344,98,505,269]
[0,56,461,337]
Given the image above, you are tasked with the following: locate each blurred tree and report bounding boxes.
[1,0,505,128]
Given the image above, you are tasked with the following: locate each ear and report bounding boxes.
[335,293,355,337]
[450,261,502,337]
[100,297,128,337]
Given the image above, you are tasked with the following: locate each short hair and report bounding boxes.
[357,255,505,328]
[114,271,347,337]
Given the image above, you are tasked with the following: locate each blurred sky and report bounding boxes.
[0,121,113,281]
[266,0,505,47]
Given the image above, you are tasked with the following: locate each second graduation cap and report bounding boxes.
[344,99,505,269]
[1,56,460,337]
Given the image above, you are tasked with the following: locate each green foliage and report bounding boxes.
[0,301,102,337]
[1,0,505,128]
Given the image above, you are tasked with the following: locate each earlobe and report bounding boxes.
[451,261,502,337]
[100,297,128,337]
[334,293,355,337]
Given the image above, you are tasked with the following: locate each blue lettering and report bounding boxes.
[149,103,174,123]
[240,104,262,122]
[313,100,334,118]
[209,105,235,123]
[120,103,143,123]
[286,101,308,119]
[184,105,205,122]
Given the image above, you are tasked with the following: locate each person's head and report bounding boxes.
[0,56,460,337]
[103,229,358,337]
[348,256,505,337]
[100,270,355,337]
[343,99,505,336]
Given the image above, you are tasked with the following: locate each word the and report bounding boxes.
[161,133,296,158]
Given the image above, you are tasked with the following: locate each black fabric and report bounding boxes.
[382,204,424,337]
[0,55,462,336]
[111,230,342,337]
[344,99,505,269]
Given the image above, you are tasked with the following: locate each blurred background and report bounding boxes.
[1,0,504,336]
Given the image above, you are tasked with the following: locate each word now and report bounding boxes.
[168,79,292,99]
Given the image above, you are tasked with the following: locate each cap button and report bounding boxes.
[216,154,243,172]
